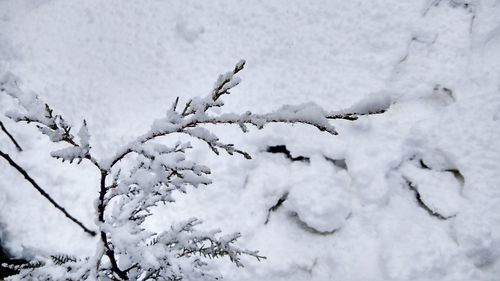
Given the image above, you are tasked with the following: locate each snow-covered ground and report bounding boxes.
[1,0,500,280]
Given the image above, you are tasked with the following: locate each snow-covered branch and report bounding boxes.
[106,60,339,169]
[2,60,387,280]
[0,74,98,166]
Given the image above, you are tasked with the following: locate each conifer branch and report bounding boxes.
[1,60,388,280]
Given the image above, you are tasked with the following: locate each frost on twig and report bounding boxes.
[50,120,90,164]
[107,60,339,169]
[1,60,384,280]
[1,254,90,280]
[0,74,96,165]
[98,139,263,280]
[0,76,95,236]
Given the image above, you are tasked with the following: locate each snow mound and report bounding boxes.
[285,157,351,234]
[400,161,463,218]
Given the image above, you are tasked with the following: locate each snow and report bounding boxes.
[284,156,352,234]
[1,0,500,280]
[400,161,463,219]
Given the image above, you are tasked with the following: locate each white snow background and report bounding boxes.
[1,0,500,280]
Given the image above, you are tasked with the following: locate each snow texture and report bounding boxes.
[1,0,500,280]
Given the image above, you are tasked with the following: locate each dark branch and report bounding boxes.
[97,171,128,280]
[0,121,23,151]
[266,145,309,163]
[0,150,96,236]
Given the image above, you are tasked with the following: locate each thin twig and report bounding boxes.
[0,121,23,151]
[0,150,96,236]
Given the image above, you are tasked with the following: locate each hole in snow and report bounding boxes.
[264,192,288,225]
[403,176,455,220]
[419,157,464,185]
[444,168,465,185]
[288,211,347,235]
[323,156,348,170]
[266,145,310,163]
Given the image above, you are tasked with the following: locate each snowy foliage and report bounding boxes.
[0,73,92,164]
[0,61,372,280]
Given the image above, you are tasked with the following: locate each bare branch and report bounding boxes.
[0,150,96,236]
[0,121,23,151]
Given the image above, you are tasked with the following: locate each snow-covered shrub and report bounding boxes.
[0,60,381,280]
